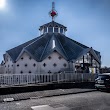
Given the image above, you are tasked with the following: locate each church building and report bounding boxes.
[3,2,101,74]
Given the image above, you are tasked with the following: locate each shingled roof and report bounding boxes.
[6,33,101,63]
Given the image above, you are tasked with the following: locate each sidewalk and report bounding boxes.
[0,88,96,102]
[0,82,96,102]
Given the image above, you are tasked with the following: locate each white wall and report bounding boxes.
[4,54,14,74]
[15,52,38,74]
[41,51,69,73]
[4,51,73,74]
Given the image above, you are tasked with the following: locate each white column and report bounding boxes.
[47,27,48,33]
[59,27,60,33]
[53,27,54,33]
[63,29,64,34]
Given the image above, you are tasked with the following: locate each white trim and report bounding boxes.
[53,27,54,33]
[52,40,56,49]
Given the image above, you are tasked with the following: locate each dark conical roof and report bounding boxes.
[6,33,101,63]
[39,21,67,30]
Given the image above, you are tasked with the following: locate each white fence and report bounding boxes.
[0,73,97,87]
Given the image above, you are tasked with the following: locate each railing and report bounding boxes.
[0,72,97,87]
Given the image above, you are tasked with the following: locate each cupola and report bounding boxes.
[39,2,67,35]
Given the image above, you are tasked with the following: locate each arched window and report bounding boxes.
[60,27,63,34]
[48,25,53,32]
[44,27,47,33]
[54,25,58,33]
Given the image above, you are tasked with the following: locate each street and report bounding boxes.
[0,91,110,110]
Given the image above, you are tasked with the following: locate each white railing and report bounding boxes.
[0,73,97,87]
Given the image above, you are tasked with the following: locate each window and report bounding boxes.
[48,25,53,32]
[20,71,23,74]
[53,63,57,67]
[44,27,47,33]
[58,71,61,73]
[60,28,63,34]
[8,65,9,67]
[54,25,58,33]
[48,70,51,73]
[29,57,32,60]
[48,56,51,60]
[21,57,23,60]
[25,64,27,67]
[63,63,67,67]
[29,71,31,73]
[33,63,36,67]
[17,64,19,67]
[12,65,13,67]
[58,56,62,60]
[43,63,46,67]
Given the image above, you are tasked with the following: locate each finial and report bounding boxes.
[49,2,58,21]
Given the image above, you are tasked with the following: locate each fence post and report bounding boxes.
[82,73,83,82]
[57,73,59,83]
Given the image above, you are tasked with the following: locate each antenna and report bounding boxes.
[49,2,58,21]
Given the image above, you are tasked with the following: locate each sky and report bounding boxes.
[0,0,110,67]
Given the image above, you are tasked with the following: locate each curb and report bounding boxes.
[1,89,96,103]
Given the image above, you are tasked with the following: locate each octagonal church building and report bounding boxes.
[3,2,101,74]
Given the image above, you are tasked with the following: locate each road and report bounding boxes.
[0,91,110,110]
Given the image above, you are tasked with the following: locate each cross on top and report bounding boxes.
[49,2,58,21]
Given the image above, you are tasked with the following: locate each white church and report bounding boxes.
[2,2,101,74]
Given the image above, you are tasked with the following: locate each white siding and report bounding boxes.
[15,52,38,74]
[41,52,68,73]
[4,54,14,74]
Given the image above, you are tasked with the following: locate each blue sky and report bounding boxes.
[0,0,110,67]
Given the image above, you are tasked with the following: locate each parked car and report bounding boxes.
[95,73,110,90]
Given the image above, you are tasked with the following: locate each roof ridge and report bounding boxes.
[55,33,69,60]
[66,37,88,49]
[39,35,52,61]
[6,34,44,53]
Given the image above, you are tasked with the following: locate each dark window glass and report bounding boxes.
[58,56,62,60]
[20,71,23,74]
[33,63,36,67]
[21,57,23,60]
[29,71,31,73]
[48,56,51,60]
[44,27,47,33]
[48,26,53,32]
[29,57,31,60]
[60,28,63,34]
[53,63,57,67]
[17,64,19,67]
[25,64,27,67]
[63,63,67,67]
[48,70,51,73]
[54,28,58,32]
[43,63,46,67]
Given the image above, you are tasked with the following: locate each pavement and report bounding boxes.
[0,87,96,102]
